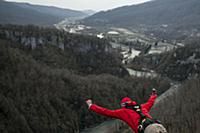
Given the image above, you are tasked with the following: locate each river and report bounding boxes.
[110,42,158,78]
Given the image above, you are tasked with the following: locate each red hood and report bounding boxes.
[120,97,137,108]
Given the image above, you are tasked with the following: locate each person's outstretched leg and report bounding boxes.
[144,123,167,133]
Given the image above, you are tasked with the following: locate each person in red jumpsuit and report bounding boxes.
[86,89,164,133]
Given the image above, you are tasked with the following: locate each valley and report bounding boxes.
[54,18,183,79]
[1,0,200,132]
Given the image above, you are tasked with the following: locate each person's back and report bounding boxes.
[86,89,167,133]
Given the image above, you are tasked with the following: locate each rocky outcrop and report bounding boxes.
[144,123,167,133]
[0,25,112,53]
[0,29,64,50]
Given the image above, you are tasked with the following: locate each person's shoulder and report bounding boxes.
[140,104,146,108]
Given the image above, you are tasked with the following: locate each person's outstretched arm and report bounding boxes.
[86,99,121,119]
[141,88,157,112]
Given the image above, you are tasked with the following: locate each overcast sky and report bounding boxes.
[6,0,151,11]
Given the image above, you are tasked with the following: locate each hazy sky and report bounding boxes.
[6,0,151,11]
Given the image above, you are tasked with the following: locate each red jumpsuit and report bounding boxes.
[89,94,157,133]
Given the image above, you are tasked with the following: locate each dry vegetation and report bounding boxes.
[151,77,200,133]
[0,25,170,133]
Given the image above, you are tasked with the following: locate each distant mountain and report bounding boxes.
[82,10,96,16]
[83,0,200,33]
[0,0,87,26]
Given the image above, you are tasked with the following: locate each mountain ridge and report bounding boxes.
[0,0,87,26]
[83,0,200,33]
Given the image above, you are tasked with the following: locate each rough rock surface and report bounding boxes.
[144,123,167,133]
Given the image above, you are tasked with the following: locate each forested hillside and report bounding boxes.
[0,25,170,132]
[0,24,127,76]
[0,0,87,26]
[84,0,200,28]
[83,0,200,40]
[151,77,200,133]
[129,42,200,81]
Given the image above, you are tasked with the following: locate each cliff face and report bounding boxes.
[0,25,126,133]
[0,25,112,53]
[0,25,128,77]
